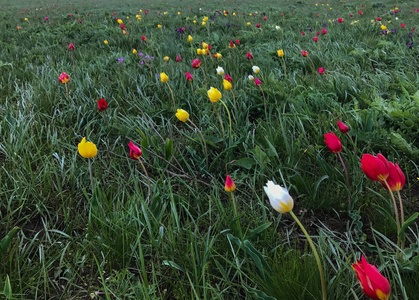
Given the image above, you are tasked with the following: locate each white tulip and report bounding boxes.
[264,181,294,213]
[252,66,260,74]
[216,66,224,75]
[248,75,254,81]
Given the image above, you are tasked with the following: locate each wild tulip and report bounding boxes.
[255,78,262,86]
[223,79,232,90]
[229,40,235,48]
[202,42,208,49]
[301,50,309,57]
[69,43,75,51]
[225,74,233,82]
[175,109,189,122]
[318,68,325,74]
[338,18,343,23]
[361,154,389,182]
[277,49,284,57]
[235,39,240,45]
[97,98,107,111]
[104,40,108,45]
[128,141,142,159]
[120,24,125,30]
[323,132,342,153]
[208,87,222,102]
[316,31,320,35]
[160,72,169,83]
[78,137,97,158]
[400,23,406,28]
[322,28,328,35]
[350,14,353,17]
[376,17,382,21]
[301,31,305,35]
[358,11,363,15]
[313,37,319,42]
[185,72,193,81]
[248,75,254,81]
[197,48,203,55]
[215,53,222,59]
[337,121,350,133]
[256,24,261,28]
[59,72,70,84]
[263,16,267,21]
[216,66,224,75]
[225,175,236,192]
[176,55,182,62]
[191,59,201,69]
[352,256,391,300]
[188,35,193,42]
[381,162,405,192]
[252,66,260,73]
[247,52,253,59]
[264,181,293,213]
[141,35,147,41]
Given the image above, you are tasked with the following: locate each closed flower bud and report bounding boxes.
[225,175,236,192]
[69,43,75,51]
[188,35,193,42]
[224,74,233,82]
[185,72,193,81]
[255,78,262,86]
[128,141,142,159]
[160,72,169,83]
[337,121,350,133]
[164,56,170,62]
[361,153,389,182]
[97,98,107,111]
[264,181,294,213]
[252,66,260,73]
[216,66,224,75]
[78,137,97,158]
[246,52,253,59]
[176,109,189,122]
[223,79,232,90]
[207,87,222,102]
[277,49,284,57]
[323,132,342,153]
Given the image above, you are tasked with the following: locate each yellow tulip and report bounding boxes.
[140,9,143,12]
[215,53,222,59]
[247,22,251,26]
[202,22,206,26]
[133,49,137,54]
[78,137,97,158]
[25,18,28,21]
[193,20,197,24]
[164,12,168,15]
[176,109,189,122]
[202,49,208,55]
[381,25,387,30]
[158,24,162,29]
[233,13,236,16]
[164,56,170,62]
[277,49,284,57]
[104,40,108,45]
[223,80,232,91]
[203,17,208,21]
[202,42,208,49]
[208,87,222,102]
[117,19,123,24]
[188,35,193,42]
[178,12,181,15]
[197,49,202,55]
[160,72,169,83]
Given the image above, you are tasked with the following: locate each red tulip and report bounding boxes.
[255,78,262,86]
[316,31,320,35]
[381,162,405,191]
[400,23,406,28]
[225,74,233,82]
[350,14,353,17]
[256,24,260,28]
[141,35,147,41]
[235,39,240,45]
[246,52,253,59]
[318,67,325,74]
[301,50,309,57]
[225,175,236,192]
[191,59,201,69]
[358,11,363,15]
[128,141,142,159]
[229,40,235,48]
[361,154,389,182]
[376,17,382,21]
[352,256,391,300]
[120,24,125,30]
[337,121,350,133]
[68,43,75,51]
[185,71,193,81]
[322,28,328,35]
[176,54,182,62]
[324,132,342,153]
[58,72,70,84]
[97,98,107,111]
[338,18,343,23]
[301,31,306,36]
[263,16,267,21]
[315,14,318,17]
[313,36,319,42]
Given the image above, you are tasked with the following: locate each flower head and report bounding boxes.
[318,67,325,74]
[264,181,294,213]
[313,36,319,42]
[78,137,97,158]
[223,79,232,90]
[252,66,260,73]
[141,35,147,41]
[277,49,284,57]
[215,53,222,59]
[301,50,309,57]
[158,24,162,29]
[97,98,107,111]
[185,72,193,82]
[197,48,203,55]
[229,40,235,48]
[361,154,389,182]
[225,74,233,82]
[337,121,350,133]
[322,28,328,35]
[104,40,108,45]
[352,256,391,300]
[324,132,342,153]
[188,35,193,42]
[128,141,142,159]
[176,55,182,62]
[69,43,75,51]
[216,66,224,75]
[225,175,236,192]
[248,75,254,81]
[160,72,169,83]
[381,162,405,191]
[176,109,190,122]
[208,87,222,102]
[59,72,70,84]
[164,56,170,62]
[255,78,262,86]
[191,59,201,69]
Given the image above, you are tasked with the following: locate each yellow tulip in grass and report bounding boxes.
[223,79,232,91]
[277,49,287,77]
[176,109,209,169]
[133,49,137,54]
[161,72,176,107]
[158,24,162,29]
[188,35,193,42]
[78,137,97,192]
[264,181,327,300]
[104,40,108,45]
[208,87,233,147]
[164,56,170,62]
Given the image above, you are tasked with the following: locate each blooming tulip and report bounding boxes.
[229,40,235,48]
[381,162,405,191]
[97,98,107,111]
[324,132,342,153]
[255,78,262,86]
[216,66,224,75]
[160,72,169,83]
[59,72,70,84]
[208,87,222,102]
[176,109,189,122]
[128,141,142,159]
[264,181,294,213]
[225,175,236,192]
[322,28,328,35]
[69,43,75,51]
[185,72,193,81]
[188,35,193,42]
[352,256,391,300]
[246,52,253,59]
[248,75,254,81]
[318,67,325,74]
[223,79,232,90]
[215,53,222,59]
[191,59,201,69]
[252,66,260,73]
[225,74,233,82]
[313,37,319,42]
[197,49,203,55]
[337,121,350,133]
[164,56,170,62]
[301,50,309,57]
[78,137,97,158]
[141,35,147,41]
[361,154,389,181]
[277,49,284,57]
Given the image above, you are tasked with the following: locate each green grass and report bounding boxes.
[1,0,419,298]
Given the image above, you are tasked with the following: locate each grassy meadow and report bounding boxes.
[1,0,419,298]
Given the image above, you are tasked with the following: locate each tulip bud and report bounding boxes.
[176,55,182,62]
[255,78,262,86]
[223,79,232,90]
[224,74,233,82]
[324,132,342,153]
[97,98,107,111]
[68,43,75,51]
[246,52,253,59]
[78,137,97,158]
[225,175,236,192]
[128,141,142,159]
[207,87,222,102]
[264,181,294,213]
[176,109,189,122]
[185,72,193,82]
[160,72,169,83]
[277,49,284,57]
[337,121,350,134]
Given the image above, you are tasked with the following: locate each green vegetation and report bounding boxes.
[0,0,418,298]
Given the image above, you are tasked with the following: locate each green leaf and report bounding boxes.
[399,212,419,240]
[164,138,173,160]
[0,227,19,257]
[243,284,277,300]
[162,260,184,272]
[249,222,272,238]
[231,158,257,170]
[4,275,12,299]
[364,111,374,132]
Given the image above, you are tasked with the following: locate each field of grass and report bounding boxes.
[1,0,419,299]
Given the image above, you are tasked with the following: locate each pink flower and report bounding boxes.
[313,37,319,42]
[246,52,253,59]
[358,11,363,15]
[263,16,267,21]
[235,39,240,45]
[176,55,182,62]
[255,78,262,86]
[128,142,142,159]
[316,31,320,35]
[318,68,325,74]
[301,31,306,36]
[68,43,75,51]
[185,71,193,81]
[322,28,328,35]
[400,23,406,28]
[225,74,233,82]
[45,17,48,20]
[338,18,343,23]
[337,121,350,134]
[256,24,261,28]
[350,14,354,17]
[141,35,147,41]
[301,50,309,57]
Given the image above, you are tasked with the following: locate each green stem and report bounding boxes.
[166,82,176,107]
[289,211,327,300]
[138,158,153,202]
[346,133,356,153]
[383,180,401,248]
[258,85,267,118]
[231,192,238,217]
[337,152,351,210]
[188,119,209,169]
[281,56,287,78]
[88,158,94,194]
[231,88,237,121]
[397,190,405,250]
[308,57,316,76]
[219,99,232,147]
[211,102,225,139]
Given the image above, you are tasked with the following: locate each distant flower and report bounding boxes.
[104,40,108,45]
[337,121,350,133]
[118,57,123,63]
[176,55,182,62]
[252,66,260,73]
[176,109,190,122]
[301,50,309,57]
[400,23,406,28]
[58,72,70,84]
[318,67,325,74]
[246,52,253,59]
[248,75,254,81]
[255,78,262,86]
[256,24,261,28]
[301,31,305,36]
[160,72,169,83]
[97,98,107,111]
[128,141,142,159]
[216,66,224,75]
[275,25,280,30]
[313,37,319,42]
[185,72,193,81]
[191,59,201,69]
[229,40,235,48]
[223,79,232,90]
[188,35,193,42]
[225,175,236,192]
[164,56,170,62]
[277,49,284,57]
[45,17,48,20]
[406,41,413,49]
[207,87,222,102]
[225,74,233,82]
[324,132,342,153]
[141,35,147,41]
[338,18,343,23]
[132,49,137,54]
[322,28,328,35]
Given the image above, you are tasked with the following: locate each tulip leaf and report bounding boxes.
[0,227,19,258]
[3,275,12,299]
[231,158,256,170]
[364,111,374,132]
[162,260,184,272]
[249,222,272,239]
[164,138,173,160]
[399,212,419,240]
[243,284,277,300]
